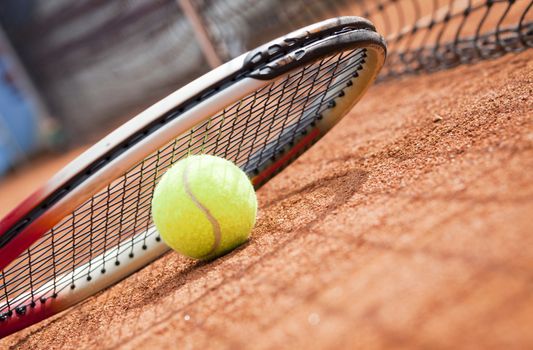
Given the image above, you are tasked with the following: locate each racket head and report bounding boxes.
[0,16,386,337]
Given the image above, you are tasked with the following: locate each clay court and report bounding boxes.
[0,47,531,349]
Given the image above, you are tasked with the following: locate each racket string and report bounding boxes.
[0,47,367,316]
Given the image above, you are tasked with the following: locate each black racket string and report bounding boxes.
[0,47,369,318]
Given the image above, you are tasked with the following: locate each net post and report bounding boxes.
[176,0,223,68]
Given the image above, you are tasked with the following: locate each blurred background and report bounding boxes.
[0,0,530,178]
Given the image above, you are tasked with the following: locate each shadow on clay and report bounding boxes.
[115,167,370,335]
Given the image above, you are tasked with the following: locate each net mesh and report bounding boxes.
[199,0,532,79]
[0,48,368,317]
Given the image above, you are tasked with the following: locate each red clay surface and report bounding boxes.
[1,50,532,349]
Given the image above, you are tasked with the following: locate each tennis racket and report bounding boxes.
[0,16,386,338]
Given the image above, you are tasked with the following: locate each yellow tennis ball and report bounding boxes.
[151,155,257,259]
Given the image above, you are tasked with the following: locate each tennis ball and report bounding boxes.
[151,155,257,259]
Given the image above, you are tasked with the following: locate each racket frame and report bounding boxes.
[0,16,386,337]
